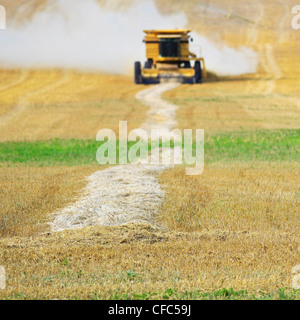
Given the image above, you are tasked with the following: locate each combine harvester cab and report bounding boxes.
[135,29,206,84]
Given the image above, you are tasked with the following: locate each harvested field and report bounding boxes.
[0,165,98,238]
[0,0,299,300]
[163,76,300,133]
[0,70,146,141]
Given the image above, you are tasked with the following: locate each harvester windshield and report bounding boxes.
[159,38,180,58]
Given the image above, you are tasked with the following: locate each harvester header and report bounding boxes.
[134,29,206,84]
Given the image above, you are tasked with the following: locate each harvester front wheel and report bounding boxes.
[194,61,202,84]
[134,62,142,84]
[184,61,191,68]
[144,59,153,69]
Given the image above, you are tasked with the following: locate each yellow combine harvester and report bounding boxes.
[134,29,206,84]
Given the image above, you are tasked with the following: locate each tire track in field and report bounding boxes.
[278,0,289,43]
[245,0,264,47]
[263,43,282,94]
[245,0,282,95]
[244,0,300,123]
[50,82,181,232]
[0,70,29,92]
[245,0,267,95]
[245,0,282,94]
[268,0,300,111]
[0,71,70,128]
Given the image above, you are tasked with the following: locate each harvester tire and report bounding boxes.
[144,59,153,69]
[184,61,191,68]
[194,61,202,83]
[134,62,142,84]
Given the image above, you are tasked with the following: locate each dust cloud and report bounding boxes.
[0,0,258,76]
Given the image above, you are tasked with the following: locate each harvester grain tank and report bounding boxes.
[134,29,206,84]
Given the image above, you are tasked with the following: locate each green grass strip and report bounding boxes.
[203,129,299,162]
[0,129,298,166]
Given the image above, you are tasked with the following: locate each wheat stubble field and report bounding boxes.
[0,0,299,300]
